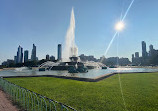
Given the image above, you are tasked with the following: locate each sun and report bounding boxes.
[115,21,125,31]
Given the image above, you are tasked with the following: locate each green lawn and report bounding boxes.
[6,73,158,111]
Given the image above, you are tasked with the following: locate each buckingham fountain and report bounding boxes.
[1,8,158,79]
[39,8,106,73]
[1,6,158,77]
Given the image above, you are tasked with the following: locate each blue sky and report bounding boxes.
[0,0,158,64]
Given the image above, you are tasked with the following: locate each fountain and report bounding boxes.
[63,7,78,61]
[39,8,106,73]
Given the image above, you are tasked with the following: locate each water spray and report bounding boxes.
[63,7,78,61]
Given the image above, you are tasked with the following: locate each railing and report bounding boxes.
[0,77,77,111]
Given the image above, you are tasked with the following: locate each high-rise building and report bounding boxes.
[132,54,134,58]
[31,44,36,61]
[46,54,50,60]
[135,52,139,58]
[149,44,154,56]
[50,56,55,61]
[24,50,29,63]
[58,44,62,60]
[14,56,17,64]
[132,54,134,63]
[142,41,147,58]
[17,45,23,63]
[149,44,153,50]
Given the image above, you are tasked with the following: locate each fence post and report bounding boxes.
[33,92,40,111]
[40,95,47,111]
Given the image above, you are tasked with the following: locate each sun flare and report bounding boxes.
[115,21,125,31]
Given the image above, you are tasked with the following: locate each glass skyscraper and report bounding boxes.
[142,41,147,58]
[17,45,23,63]
[149,44,154,56]
[58,44,62,60]
[24,50,29,63]
[31,44,36,61]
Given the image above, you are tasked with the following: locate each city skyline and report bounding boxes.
[1,0,158,64]
[132,41,158,66]
[2,40,158,65]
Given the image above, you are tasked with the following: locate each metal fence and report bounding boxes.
[0,77,77,111]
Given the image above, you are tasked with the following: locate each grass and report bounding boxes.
[5,72,158,111]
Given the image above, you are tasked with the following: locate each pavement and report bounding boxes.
[0,90,18,111]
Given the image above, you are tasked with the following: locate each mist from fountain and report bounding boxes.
[15,67,29,72]
[84,61,106,69]
[39,61,60,70]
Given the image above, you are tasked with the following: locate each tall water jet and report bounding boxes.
[63,7,78,61]
[39,8,104,72]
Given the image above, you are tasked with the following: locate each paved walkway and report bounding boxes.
[0,90,18,111]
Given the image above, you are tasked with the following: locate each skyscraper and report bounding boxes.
[24,50,29,63]
[46,54,50,60]
[50,56,55,61]
[14,56,17,64]
[142,41,147,58]
[58,44,62,60]
[31,44,36,61]
[149,44,154,56]
[17,45,23,63]
[132,54,134,63]
[135,52,139,58]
